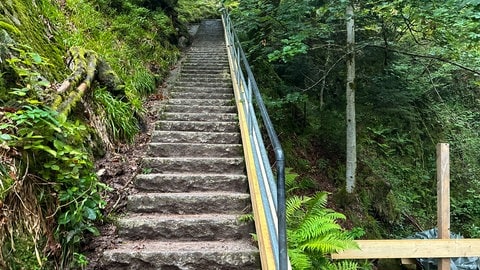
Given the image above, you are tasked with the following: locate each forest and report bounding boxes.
[1,0,480,269]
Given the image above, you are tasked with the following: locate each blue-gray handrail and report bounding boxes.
[221,8,288,270]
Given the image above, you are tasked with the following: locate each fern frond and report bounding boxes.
[305,191,328,216]
[300,234,359,254]
[295,216,343,241]
[335,260,359,270]
[285,167,300,191]
[288,248,312,270]
[324,260,359,270]
[286,195,309,224]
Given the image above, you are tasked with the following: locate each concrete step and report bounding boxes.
[162,112,237,122]
[148,142,242,157]
[102,240,259,270]
[175,81,231,88]
[187,49,227,54]
[185,59,228,65]
[183,63,228,68]
[167,98,234,106]
[163,104,237,113]
[178,76,231,83]
[170,92,233,100]
[127,192,251,214]
[117,214,253,241]
[172,86,233,93]
[181,68,228,74]
[180,72,229,78]
[150,131,241,144]
[134,173,248,193]
[156,120,239,132]
[142,157,244,174]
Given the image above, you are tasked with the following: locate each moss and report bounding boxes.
[0,0,67,81]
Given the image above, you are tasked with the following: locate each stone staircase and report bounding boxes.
[101,20,259,269]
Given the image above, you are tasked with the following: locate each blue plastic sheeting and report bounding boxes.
[407,228,479,270]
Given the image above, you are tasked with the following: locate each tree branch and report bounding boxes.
[366,44,480,75]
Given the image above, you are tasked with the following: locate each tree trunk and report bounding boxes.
[346,3,357,193]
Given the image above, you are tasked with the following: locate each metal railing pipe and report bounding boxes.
[221,7,288,270]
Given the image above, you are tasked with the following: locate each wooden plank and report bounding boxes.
[400,258,417,265]
[331,239,480,259]
[436,143,450,270]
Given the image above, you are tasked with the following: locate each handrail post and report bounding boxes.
[277,156,287,270]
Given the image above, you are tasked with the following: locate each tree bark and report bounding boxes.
[346,3,357,193]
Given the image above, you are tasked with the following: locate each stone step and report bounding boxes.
[183,63,227,68]
[185,59,229,64]
[162,112,237,122]
[102,240,259,270]
[170,92,233,100]
[175,81,231,88]
[127,192,251,214]
[117,214,253,241]
[142,157,244,174]
[167,98,234,106]
[150,131,241,144]
[178,76,231,83]
[134,173,248,193]
[187,49,227,53]
[172,86,233,93]
[180,72,229,78]
[148,142,242,157]
[156,120,239,132]
[163,104,237,113]
[180,64,230,74]
[181,68,228,74]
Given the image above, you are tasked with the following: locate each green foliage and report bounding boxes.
[231,0,480,241]
[93,88,140,143]
[287,191,359,270]
[1,105,108,268]
[178,0,220,22]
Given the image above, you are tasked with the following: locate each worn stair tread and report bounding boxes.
[167,99,234,106]
[171,86,233,93]
[117,213,253,241]
[118,213,248,224]
[156,121,239,132]
[150,130,241,144]
[142,156,245,174]
[105,240,258,253]
[170,92,233,100]
[102,240,259,270]
[127,192,251,214]
[161,114,237,122]
[148,142,242,157]
[163,104,236,113]
[134,173,248,192]
[162,112,237,122]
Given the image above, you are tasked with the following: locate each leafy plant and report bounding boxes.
[1,105,109,268]
[287,191,360,270]
[93,88,140,143]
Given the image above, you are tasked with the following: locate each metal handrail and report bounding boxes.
[221,8,288,270]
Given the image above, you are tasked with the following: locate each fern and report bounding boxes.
[286,191,360,270]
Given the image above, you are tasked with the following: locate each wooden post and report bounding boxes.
[437,143,450,270]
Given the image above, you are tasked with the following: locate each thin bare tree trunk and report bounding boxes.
[346,3,356,193]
